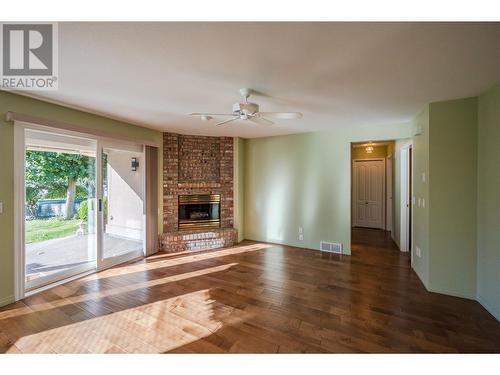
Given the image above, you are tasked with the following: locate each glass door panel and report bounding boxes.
[24,129,97,291]
[100,143,145,268]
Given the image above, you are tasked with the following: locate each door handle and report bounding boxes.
[98,199,102,212]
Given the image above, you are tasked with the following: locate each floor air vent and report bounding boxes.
[320,241,343,254]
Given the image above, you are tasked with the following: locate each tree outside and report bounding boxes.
[26,149,95,242]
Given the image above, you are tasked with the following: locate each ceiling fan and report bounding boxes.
[190,88,303,126]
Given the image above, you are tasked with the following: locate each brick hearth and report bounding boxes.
[161,132,237,252]
[159,228,237,253]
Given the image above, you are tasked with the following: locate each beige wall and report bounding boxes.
[0,91,162,307]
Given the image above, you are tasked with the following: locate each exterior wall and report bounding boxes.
[162,133,234,233]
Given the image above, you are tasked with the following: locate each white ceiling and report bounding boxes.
[19,22,500,138]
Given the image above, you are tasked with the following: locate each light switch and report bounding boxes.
[422,198,425,208]
[0,201,3,214]
[422,172,426,183]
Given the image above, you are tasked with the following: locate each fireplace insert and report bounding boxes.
[178,194,220,230]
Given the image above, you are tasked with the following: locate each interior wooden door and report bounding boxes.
[353,159,385,229]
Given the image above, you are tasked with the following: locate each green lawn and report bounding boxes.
[25,218,80,244]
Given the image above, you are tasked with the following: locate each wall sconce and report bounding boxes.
[131,157,139,171]
[365,145,374,153]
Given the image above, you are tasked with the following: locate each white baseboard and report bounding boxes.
[477,294,500,322]
[0,294,15,308]
[427,286,476,300]
[244,236,352,255]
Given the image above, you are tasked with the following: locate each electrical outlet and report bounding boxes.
[299,234,304,241]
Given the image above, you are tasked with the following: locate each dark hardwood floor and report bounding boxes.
[1,229,499,353]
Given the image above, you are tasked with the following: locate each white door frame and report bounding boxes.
[13,121,147,300]
[399,142,413,253]
[385,154,393,232]
[352,158,386,229]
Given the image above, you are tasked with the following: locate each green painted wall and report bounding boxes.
[411,106,430,287]
[477,84,500,320]
[408,99,478,297]
[427,98,478,298]
[233,137,246,242]
[244,123,413,254]
[0,91,163,307]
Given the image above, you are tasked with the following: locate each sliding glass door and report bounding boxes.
[24,129,97,291]
[98,141,145,270]
[21,127,145,293]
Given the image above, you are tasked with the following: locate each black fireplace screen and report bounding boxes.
[178,194,220,230]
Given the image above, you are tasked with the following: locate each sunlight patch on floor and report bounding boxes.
[86,242,272,281]
[8,288,241,353]
[1,263,238,323]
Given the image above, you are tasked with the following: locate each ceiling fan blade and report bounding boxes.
[216,117,239,126]
[249,116,274,126]
[259,112,303,120]
[190,113,236,117]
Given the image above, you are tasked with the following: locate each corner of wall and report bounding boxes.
[409,105,430,288]
[476,83,500,321]
[233,137,246,242]
[477,294,500,321]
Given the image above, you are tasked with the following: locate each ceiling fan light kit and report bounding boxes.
[189,88,303,126]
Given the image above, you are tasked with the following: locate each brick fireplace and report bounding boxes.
[159,133,237,252]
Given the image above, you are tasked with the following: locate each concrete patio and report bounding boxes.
[26,234,143,282]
